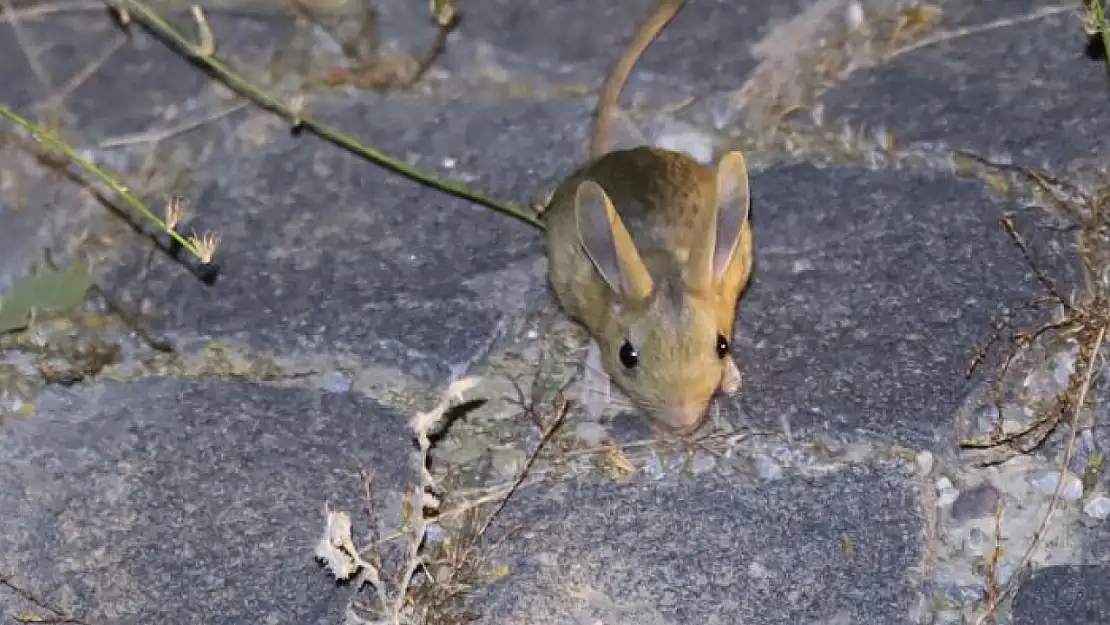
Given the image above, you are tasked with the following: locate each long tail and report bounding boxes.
[588,0,686,160]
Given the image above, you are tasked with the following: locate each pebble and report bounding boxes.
[0,395,23,414]
[490,447,526,480]
[915,451,934,476]
[653,121,715,164]
[945,582,985,604]
[845,2,864,29]
[1022,344,1078,399]
[755,455,783,481]
[320,370,352,393]
[1031,470,1084,501]
[1083,495,1110,520]
[950,481,1000,523]
[424,523,446,544]
[963,527,987,557]
[936,477,959,507]
[574,421,609,447]
[644,451,666,480]
[688,449,716,475]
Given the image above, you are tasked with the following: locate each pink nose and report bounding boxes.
[662,401,709,433]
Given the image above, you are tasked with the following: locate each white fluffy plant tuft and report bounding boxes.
[314,376,482,625]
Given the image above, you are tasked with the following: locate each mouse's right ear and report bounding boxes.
[575,179,654,301]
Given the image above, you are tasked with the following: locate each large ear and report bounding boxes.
[710,150,751,279]
[685,150,751,292]
[575,180,654,301]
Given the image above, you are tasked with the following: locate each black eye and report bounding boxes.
[619,340,639,369]
[716,334,730,358]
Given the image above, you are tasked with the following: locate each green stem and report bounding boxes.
[0,103,207,260]
[110,0,545,231]
[1098,2,1110,85]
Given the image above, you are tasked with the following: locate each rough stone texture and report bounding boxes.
[1,9,297,139]
[0,379,413,625]
[100,92,582,382]
[821,6,1110,171]
[1011,565,1110,625]
[468,463,923,625]
[734,164,1077,449]
[451,0,800,96]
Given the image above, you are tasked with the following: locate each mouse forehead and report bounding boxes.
[627,281,713,349]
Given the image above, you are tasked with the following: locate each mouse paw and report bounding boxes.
[569,341,613,420]
[719,356,743,396]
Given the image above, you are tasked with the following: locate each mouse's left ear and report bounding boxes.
[710,150,750,278]
[687,150,751,291]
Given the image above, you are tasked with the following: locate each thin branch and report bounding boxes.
[102,0,544,230]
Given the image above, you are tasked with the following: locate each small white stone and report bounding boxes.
[574,421,608,447]
[1031,470,1084,501]
[755,455,783,481]
[963,528,987,557]
[424,523,446,544]
[936,477,959,507]
[791,259,815,274]
[321,370,352,393]
[442,156,457,168]
[689,449,716,475]
[653,122,715,164]
[644,450,666,480]
[916,451,935,476]
[1083,495,1110,520]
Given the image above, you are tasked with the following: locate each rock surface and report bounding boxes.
[1,1,1107,624]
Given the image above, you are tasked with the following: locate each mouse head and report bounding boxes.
[573,150,751,433]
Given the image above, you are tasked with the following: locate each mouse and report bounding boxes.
[540,0,754,435]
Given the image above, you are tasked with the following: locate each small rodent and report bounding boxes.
[542,0,754,434]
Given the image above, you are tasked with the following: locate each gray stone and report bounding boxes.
[0,9,298,139]
[950,481,1001,523]
[99,90,598,382]
[0,379,414,625]
[820,5,1110,171]
[467,463,922,624]
[731,163,1078,449]
[450,0,791,97]
[1012,565,1110,625]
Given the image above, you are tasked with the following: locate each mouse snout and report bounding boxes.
[657,400,710,434]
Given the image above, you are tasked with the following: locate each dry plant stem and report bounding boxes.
[1,0,55,93]
[97,102,249,148]
[0,1,102,23]
[887,4,1075,61]
[983,500,1005,624]
[974,325,1107,625]
[472,398,568,541]
[1089,0,1110,84]
[404,17,455,88]
[0,104,209,262]
[39,35,128,114]
[104,0,543,231]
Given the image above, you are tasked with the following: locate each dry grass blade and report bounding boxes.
[974,325,1106,625]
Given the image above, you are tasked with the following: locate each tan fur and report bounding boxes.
[544,147,754,433]
[543,0,755,434]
